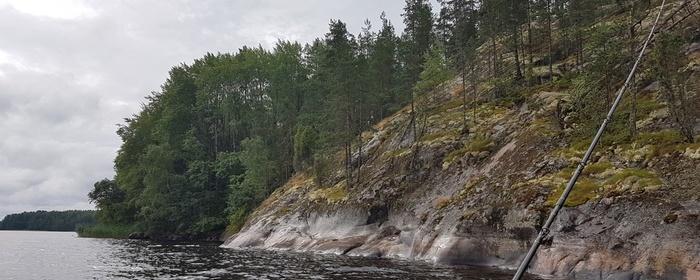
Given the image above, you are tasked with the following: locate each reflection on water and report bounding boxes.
[0,231,540,279]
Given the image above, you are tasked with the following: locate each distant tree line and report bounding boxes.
[87,0,698,239]
[0,210,96,231]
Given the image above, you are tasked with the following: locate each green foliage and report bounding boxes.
[0,210,96,232]
[77,223,135,239]
[88,179,128,224]
[228,137,279,218]
[90,15,415,238]
[371,13,401,117]
[650,33,698,143]
[293,125,317,170]
[402,0,434,86]
[312,151,336,186]
[414,44,454,95]
[489,77,524,105]
[438,0,480,72]
[567,21,631,145]
[226,207,248,235]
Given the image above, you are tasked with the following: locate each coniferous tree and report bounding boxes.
[323,20,357,187]
[403,0,435,86]
[651,34,698,143]
[438,0,479,129]
[480,0,505,78]
[371,12,399,119]
[402,0,435,142]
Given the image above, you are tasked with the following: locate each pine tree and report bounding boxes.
[323,20,357,187]
[371,12,399,119]
[402,0,434,143]
[438,0,479,130]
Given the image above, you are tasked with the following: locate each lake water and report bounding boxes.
[0,231,540,279]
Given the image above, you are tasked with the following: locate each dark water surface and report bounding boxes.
[0,231,541,279]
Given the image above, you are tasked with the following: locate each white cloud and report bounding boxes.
[0,0,97,20]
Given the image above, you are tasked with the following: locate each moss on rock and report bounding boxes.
[308,181,348,204]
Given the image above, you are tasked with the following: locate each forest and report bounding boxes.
[0,210,96,231]
[85,0,698,239]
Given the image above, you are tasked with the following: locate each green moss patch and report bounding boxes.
[635,130,685,146]
[604,168,662,190]
[546,177,600,207]
[309,182,348,204]
[635,96,665,117]
[583,161,613,175]
[529,117,560,137]
[535,164,663,208]
[443,135,493,167]
[465,135,493,152]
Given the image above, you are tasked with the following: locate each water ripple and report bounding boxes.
[0,231,541,280]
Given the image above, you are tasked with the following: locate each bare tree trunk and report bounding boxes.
[357,133,362,184]
[462,70,468,131]
[471,64,478,125]
[664,87,695,143]
[345,101,353,187]
[411,90,417,143]
[345,142,351,187]
[677,84,696,143]
[527,0,534,84]
[513,26,524,82]
[491,36,498,78]
[628,15,638,139]
[547,0,554,81]
[577,32,584,66]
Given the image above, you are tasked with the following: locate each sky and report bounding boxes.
[0,0,442,219]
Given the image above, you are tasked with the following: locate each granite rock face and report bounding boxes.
[223,76,700,280]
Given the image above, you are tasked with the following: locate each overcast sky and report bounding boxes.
[0,0,442,219]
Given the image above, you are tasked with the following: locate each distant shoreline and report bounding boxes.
[0,210,96,232]
[0,229,78,232]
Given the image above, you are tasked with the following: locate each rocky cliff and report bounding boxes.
[223,35,700,280]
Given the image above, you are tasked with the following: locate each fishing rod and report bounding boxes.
[511,0,667,279]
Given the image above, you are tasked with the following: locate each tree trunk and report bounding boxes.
[345,142,351,187]
[628,18,638,139]
[462,69,468,130]
[527,0,534,84]
[357,133,362,184]
[491,36,498,78]
[513,26,524,82]
[678,85,696,143]
[471,64,478,125]
[345,99,353,187]
[411,91,417,143]
[547,0,554,82]
[629,88,638,138]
